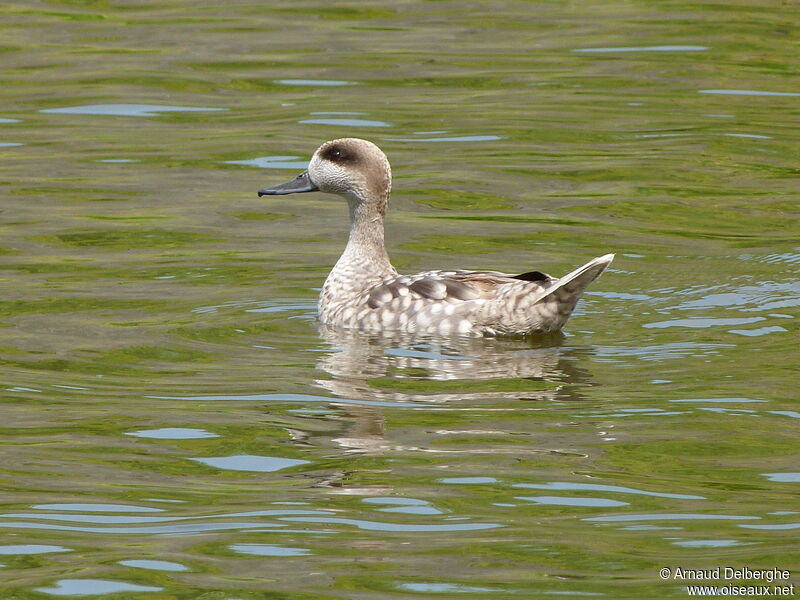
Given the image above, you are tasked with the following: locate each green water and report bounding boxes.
[1,1,798,598]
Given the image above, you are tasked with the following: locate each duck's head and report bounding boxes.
[258,138,392,216]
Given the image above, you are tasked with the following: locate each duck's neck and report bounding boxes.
[329,194,396,286]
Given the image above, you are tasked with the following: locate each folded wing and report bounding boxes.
[366,269,554,309]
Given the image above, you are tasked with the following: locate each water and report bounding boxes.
[1,1,798,598]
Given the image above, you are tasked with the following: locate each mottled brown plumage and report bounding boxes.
[258,138,614,336]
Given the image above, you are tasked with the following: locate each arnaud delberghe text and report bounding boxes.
[672,567,791,583]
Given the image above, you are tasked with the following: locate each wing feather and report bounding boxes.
[365,269,554,309]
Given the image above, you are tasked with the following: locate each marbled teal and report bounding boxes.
[258,138,614,336]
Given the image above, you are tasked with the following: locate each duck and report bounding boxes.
[258,138,614,336]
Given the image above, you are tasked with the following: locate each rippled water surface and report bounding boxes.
[1,1,798,598]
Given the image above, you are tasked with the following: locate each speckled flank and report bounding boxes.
[260,138,614,336]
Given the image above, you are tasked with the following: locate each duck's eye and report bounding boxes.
[322,144,353,163]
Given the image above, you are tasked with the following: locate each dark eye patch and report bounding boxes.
[320,143,357,165]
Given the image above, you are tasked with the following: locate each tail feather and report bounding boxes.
[515,253,614,333]
[543,253,615,301]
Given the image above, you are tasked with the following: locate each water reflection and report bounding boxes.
[699,89,800,97]
[300,115,391,127]
[34,503,163,513]
[277,516,501,532]
[643,316,764,329]
[39,103,227,117]
[126,427,219,439]
[0,544,71,555]
[672,540,744,548]
[190,455,309,472]
[398,582,500,594]
[512,482,705,500]
[364,497,443,515]
[35,579,163,596]
[316,325,586,390]
[572,45,708,53]
[388,134,500,142]
[518,495,629,507]
[275,79,355,86]
[230,543,311,557]
[118,559,189,572]
[584,513,759,523]
[762,473,800,483]
[311,327,593,455]
[225,155,309,169]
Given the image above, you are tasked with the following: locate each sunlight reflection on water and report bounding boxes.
[35,579,163,596]
[573,45,708,52]
[189,455,309,472]
[39,104,227,117]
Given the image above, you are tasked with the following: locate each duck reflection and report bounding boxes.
[309,326,594,456]
[315,325,592,402]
